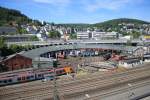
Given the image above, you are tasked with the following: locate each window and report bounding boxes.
[0,81,2,83]
[17,77,21,81]
[56,71,59,74]
[22,77,25,80]
[8,79,12,82]
[4,80,7,83]
[38,74,42,77]
[27,76,30,79]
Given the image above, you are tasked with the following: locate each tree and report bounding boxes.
[30,36,39,41]
[48,31,61,39]
[18,27,28,34]
[33,20,42,26]
[9,44,24,53]
[70,33,77,39]
[131,31,141,39]
[0,37,6,49]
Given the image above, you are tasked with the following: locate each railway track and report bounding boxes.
[11,67,150,100]
[84,79,150,100]
[61,70,150,100]
[0,61,147,93]
[0,64,150,100]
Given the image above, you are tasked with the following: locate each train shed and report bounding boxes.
[0,54,32,71]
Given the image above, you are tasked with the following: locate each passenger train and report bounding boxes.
[0,66,73,86]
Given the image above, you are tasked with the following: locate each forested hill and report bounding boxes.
[57,18,150,30]
[93,18,150,30]
[0,6,149,29]
[57,23,90,28]
[0,6,41,26]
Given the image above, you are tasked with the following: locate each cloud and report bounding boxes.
[33,0,71,6]
[82,0,142,12]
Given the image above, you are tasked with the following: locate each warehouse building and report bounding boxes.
[0,54,32,71]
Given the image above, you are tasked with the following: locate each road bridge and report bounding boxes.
[6,39,149,47]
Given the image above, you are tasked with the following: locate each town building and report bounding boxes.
[77,31,120,40]
[77,31,92,39]
[92,31,119,40]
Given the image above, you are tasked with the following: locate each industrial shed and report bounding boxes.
[0,54,32,71]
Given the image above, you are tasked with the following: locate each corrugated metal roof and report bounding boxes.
[2,53,32,62]
[20,44,142,59]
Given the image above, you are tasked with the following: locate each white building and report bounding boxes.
[77,31,119,40]
[119,59,143,68]
[92,31,119,40]
[77,31,92,39]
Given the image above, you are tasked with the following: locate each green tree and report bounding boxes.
[131,31,141,39]
[30,36,39,41]
[18,27,28,34]
[48,31,61,39]
[9,44,24,53]
[33,20,42,26]
[0,37,6,48]
[70,33,77,39]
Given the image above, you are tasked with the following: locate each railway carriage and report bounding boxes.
[0,74,18,85]
[0,66,74,86]
[17,71,35,82]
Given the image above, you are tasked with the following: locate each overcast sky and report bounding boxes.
[0,0,150,23]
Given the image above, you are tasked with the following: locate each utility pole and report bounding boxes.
[38,56,41,68]
[141,40,145,62]
[53,59,60,100]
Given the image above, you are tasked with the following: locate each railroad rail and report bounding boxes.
[0,64,150,100]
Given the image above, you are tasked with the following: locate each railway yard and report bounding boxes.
[1,42,150,100]
[0,63,150,100]
[1,3,150,100]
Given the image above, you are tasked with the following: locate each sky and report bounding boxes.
[0,0,150,24]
